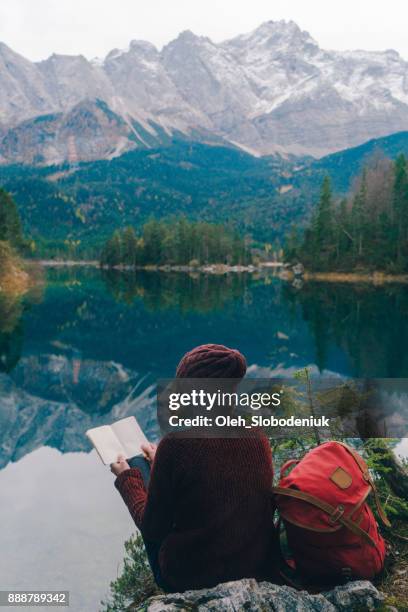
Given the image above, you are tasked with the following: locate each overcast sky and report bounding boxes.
[0,0,407,61]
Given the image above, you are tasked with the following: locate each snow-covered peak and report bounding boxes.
[250,19,311,38]
[128,40,158,55]
[172,30,207,44]
[225,19,318,52]
[104,40,158,64]
[41,53,89,65]
[162,29,215,58]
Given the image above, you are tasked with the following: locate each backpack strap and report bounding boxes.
[280,459,300,478]
[273,486,379,548]
[335,442,391,528]
[274,517,303,591]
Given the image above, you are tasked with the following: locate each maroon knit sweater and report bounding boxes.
[115,432,276,591]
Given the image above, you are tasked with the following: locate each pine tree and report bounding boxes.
[142,220,165,264]
[335,198,352,262]
[122,227,138,266]
[174,218,191,264]
[314,176,333,254]
[351,169,368,258]
[101,231,122,267]
[284,225,301,262]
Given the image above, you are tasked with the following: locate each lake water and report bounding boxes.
[1,268,407,611]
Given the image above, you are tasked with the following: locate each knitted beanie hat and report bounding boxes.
[176,344,247,379]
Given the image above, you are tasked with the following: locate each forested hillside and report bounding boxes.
[290,131,408,194]
[290,154,408,272]
[0,143,295,253]
[1,133,408,258]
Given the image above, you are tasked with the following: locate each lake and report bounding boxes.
[1,267,407,611]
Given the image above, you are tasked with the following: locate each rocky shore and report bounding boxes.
[37,259,408,284]
[134,578,385,611]
[280,263,408,285]
[39,260,278,274]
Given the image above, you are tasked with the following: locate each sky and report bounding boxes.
[0,0,408,62]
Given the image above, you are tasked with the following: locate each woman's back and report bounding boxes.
[140,432,275,591]
[114,344,277,592]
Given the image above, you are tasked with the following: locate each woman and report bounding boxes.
[112,344,276,592]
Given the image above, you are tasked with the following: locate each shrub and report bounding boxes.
[101,534,160,611]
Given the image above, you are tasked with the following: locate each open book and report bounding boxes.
[86,416,149,465]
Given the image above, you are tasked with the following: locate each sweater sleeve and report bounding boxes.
[115,468,147,529]
[140,438,175,542]
[115,437,176,542]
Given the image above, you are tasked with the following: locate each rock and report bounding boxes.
[292,278,304,290]
[292,263,305,276]
[279,270,293,281]
[323,581,384,610]
[137,578,384,611]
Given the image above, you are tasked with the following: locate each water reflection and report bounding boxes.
[1,269,300,469]
[102,269,251,313]
[1,268,408,611]
[1,270,408,471]
[0,292,25,373]
[284,281,408,376]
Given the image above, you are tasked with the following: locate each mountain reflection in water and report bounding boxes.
[1,268,408,468]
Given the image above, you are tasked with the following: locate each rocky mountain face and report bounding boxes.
[1,20,408,163]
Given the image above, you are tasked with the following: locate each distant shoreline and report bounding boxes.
[37,260,100,267]
[35,260,408,284]
[37,260,284,274]
[302,271,408,285]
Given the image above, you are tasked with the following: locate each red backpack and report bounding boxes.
[273,441,390,581]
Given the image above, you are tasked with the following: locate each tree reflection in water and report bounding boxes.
[283,281,408,377]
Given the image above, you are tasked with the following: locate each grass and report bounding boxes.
[378,521,408,611]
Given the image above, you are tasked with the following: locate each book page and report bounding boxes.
[86,425,125,465]
[112,417,149,459]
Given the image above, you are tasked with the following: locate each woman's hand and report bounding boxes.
[141,442,157,463]
[110,455,130,476]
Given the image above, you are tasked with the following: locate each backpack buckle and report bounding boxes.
[329,504,345,524]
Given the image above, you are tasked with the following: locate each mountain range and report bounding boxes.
[1,20,408,164]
